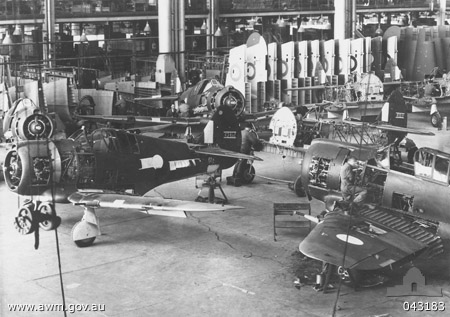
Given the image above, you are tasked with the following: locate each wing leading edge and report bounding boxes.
[69,192,243,218]
[194,147,263,161]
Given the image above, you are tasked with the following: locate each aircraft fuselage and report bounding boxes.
[301,139,450,228]
[3,128,238,202]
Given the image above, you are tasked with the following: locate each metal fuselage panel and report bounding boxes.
[383,171,450,224]
[91,134,206,195]
[301,140,450,226]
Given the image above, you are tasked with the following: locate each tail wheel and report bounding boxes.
[431,112,442,128]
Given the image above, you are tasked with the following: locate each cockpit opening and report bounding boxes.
[414,148,450,185]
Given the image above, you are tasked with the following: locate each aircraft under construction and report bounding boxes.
[2,100,261,248]
[295,138,448,285]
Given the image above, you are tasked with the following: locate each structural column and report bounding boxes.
[177,0,185,84]
[334,0,355,40]
[437,0,447,26]
[158,0,172,54]
[156,0,176,84]
[43,0,56,67]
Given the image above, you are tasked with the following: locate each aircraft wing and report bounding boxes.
[299,208,430,270]
[77,114,204,127]
[69,192,242,218]
[325,103,360,112]
[370,124,435,136]
[133,95,179,101]
[194,147,263,161]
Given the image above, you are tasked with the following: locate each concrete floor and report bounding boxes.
[1,112,450,316]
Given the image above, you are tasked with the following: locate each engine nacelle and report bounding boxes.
[3,140,61,196]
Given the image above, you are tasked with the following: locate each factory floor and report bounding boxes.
[1,113,450,317]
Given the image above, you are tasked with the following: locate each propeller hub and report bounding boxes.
[224,96,237,107]
[29,120,44,135]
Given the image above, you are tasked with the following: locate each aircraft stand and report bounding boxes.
[195,174,228,204]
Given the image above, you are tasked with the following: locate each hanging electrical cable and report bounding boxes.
[330,71,371,316]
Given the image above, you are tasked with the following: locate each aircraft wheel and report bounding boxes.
[338,266,361,289]
[431,112,442,128]
[14,204,37,235]
[293,176,306,197]
[241,163,255,184]
[71,221,97,247]
[38,202,61,231]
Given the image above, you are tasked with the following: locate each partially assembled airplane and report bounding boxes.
[296,138,448,284]
[2,78,247,143]
[77,78,246,134]
[253,96,433,196]
[2,103,261,247]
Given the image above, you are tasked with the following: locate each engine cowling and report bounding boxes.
[213,86,245,117]
[3,140,61,196]
[3,98,54,140]
[15,112,54,140]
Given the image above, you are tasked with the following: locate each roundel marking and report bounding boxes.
[323,58,329,73]
[350,55,358,72]
[336,234,364,245]
[229,64,242,81]
[280,60,288,77]
[247,62,256,80]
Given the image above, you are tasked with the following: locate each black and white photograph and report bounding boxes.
[1,1,450,316]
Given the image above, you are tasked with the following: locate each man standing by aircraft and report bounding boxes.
[166,104,179,117]
[340,156,367,204]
